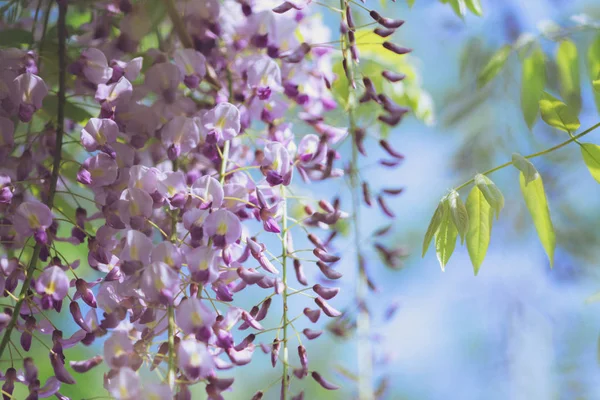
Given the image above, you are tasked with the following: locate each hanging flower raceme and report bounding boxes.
[0,0,413,397]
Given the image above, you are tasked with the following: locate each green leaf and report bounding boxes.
[449,0,466,18]
[466,186,493,275]
[448,190,469,244]
[594,78,600,93]
[435,200,458,271]
[519,173,556,267]
[465,0,482,16]
[556,39,581,113]
[521,46,545,129]
[580,143,600,184]
[41,95,94,124]
[474,174,504,218]
[588,34,600,112]
[478,45,511,88]
[538,92,580,132]
[512,153,538,185]
[0,28,33,47]
[422,201,444,257]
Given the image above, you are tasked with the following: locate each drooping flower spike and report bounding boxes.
[0,0,413,398]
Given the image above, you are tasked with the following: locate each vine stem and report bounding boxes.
[220,140,230,184]
[163,0,221,89]
[0,0,67,359]
[341,1,373,399]
[454,121,600,191]
[280,185,290,400]
[167,160,178,389]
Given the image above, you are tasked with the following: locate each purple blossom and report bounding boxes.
[106,367,141,400]
[178,338,215,381]
[185,246,219,284]
[200,102,241,143]
[161,116,200,160]
[13,72,48,122]
[173,49,207,89]
[261,142,293,186]
[204,209,242,248]
[79,48,113,84]
[78,153,118,187]
[80,118,119,154]
[176,297,216,337]
[190,176,224,209]
[35,266,69,307]
[140,261,179,303]
[13,200,53,244]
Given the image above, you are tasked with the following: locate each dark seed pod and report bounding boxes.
[311,371,340,390]
[308,234,326,250]
[379,139,404,159]
[382,42,411,55]
[383,187,404,195]
[374,27,396,38]
[362,182,372,207]
[293,259,308,286]
[378,113,404,127]
[382,70,406,82]
[271,339,280,367]
[303,307,321,323]
[345,6,355,29]
[255,298,272,321]
[313,284,340,300]
[315,297,342,317]
[317,261,343,280]
[377,195,395,218]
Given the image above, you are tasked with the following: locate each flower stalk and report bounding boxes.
[281,185,290,400]
[341,1,373,398]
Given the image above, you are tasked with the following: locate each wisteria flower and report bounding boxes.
[13,72,48,122]
[178,338,215,381]
[204,209,242,247]
[13,200,53,244]
[200,102,241,143]
[35,266,69,309]
[80,118,119,156]
[173,49,207,89]
[160,116,200,161]
[106,367,141,400]
[176,297,216,339]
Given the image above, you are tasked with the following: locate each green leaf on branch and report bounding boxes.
[512,153,538,185]
[422,201,444,257]
[465,0,483,16]
[588,34,600,112]
[449,0,466,18]
[556,39,581,113]
[466,186,492,275]
[580,143,600,184]
[521,46,545,129]
[519,173,556,267]
[539,92,580,132]
[477,45,511,88]
[435,199,458,271]
[474,173,504,218]
[42,95,94,124]
[0,29,33,47]
[448,190,469,244]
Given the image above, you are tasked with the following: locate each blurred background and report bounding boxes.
[10,0,600,399]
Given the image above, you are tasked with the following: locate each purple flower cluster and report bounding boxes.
[0,0,411,399]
